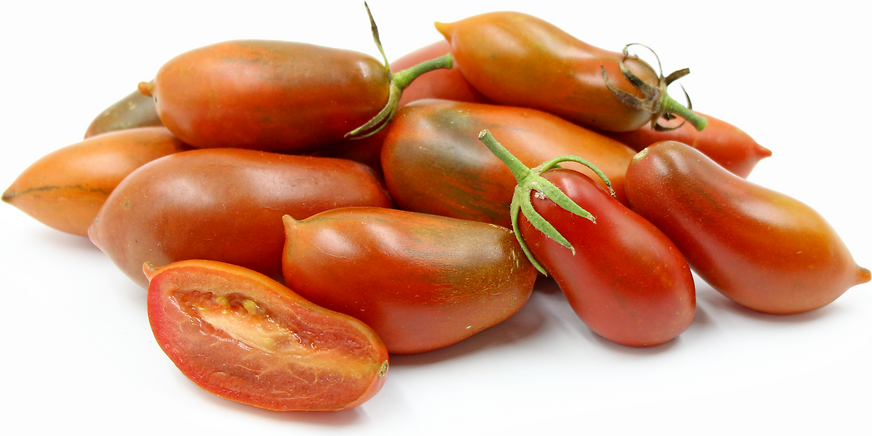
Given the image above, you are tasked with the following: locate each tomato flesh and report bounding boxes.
[146,260,389,411]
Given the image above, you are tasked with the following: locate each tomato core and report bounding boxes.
[172,290,308,354]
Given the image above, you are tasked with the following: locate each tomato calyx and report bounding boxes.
[602,43,708,132]
[345,3,454,140]
[477,129,614,275]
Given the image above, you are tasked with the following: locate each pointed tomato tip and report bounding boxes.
[434,21,452,39]
[757,144,773,159]
[142,262,160,282]
[857,266,871,286]
[1,188,15,204]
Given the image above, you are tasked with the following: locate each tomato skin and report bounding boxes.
[148,40,390,152]
[88,149,393,288]
[518,169,696,347]
[599,111,771,178]
[3,127,190,236]
[393,40,490,107]
[316,40,490,173]
[624,141,871,314]
[145,259,389,411]
[84,87,163,139]
[436,11,661,132]
[381,99,636,228]
[281,207,537,354]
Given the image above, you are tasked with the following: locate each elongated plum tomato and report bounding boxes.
[281,207,537,354]
[436,11,706,132]
[624,141,871,314]
[84,84,162,138]
[140,30,452,153]
[145,259,389,411]
[88,149,393,288]
[479,131,695,347]
[140,40,387,152]
[3,127,189,236]
[381,99,637,228]
[599,111,772,178]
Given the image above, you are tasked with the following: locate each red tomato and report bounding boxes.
[142,40,391,153]
[281,207,538,354]
[436,11,706,132]
[88,149,393,288]
[145,259,389,411]
[599,111,771,178]
[624,141,871,314]
[381,99,637,228]
[479,131,696,347]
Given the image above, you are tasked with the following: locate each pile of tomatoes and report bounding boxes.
[3,6,869,414]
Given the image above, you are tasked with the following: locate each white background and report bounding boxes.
[1,1,870,435]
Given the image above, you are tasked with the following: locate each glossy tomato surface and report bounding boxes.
[381,99,637,228]
[600,111,772,178]
[3,127,190,236]
[282,207,537,354]
[147,40,390,153]
[436,11,662,132]
[518,169,696,347]
[89,148,393,288]
[624,141,871,314]
[146,259,389,411]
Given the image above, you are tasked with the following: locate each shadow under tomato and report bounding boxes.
[176,369,371,425]
[34,226,101,253]
[696,285,839,324]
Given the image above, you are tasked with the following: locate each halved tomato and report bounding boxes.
[145,259,389,411]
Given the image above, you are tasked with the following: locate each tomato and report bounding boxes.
[436,11,706,132]
[84,85,163,139]
[381,99,637,228]
[3,127,190,236]
[624,141,871,314]
[88,149,393,288]
[140,40,390,152]
[145,259,389,411]
[599,111,771,178]
[281,206,537,354]
[140,11,453,154]
[478,131,696,347]
[393,40,490,107]
[313,39,489,174]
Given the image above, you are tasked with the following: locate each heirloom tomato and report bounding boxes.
[281,207,537,354]
[145,259,389,411]
[381,99,636,228]
[88,149,393,288]
[436,11,705,132]
[3,127,189,236]
[624,141,870,314]
[140,8,451,153]
[479,131,696,347]
[600,111,771,178]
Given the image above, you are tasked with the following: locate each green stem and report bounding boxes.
[345,5,453,140]
[392,53,454,90]
[660,94,707,131]
[478,130,607,275]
